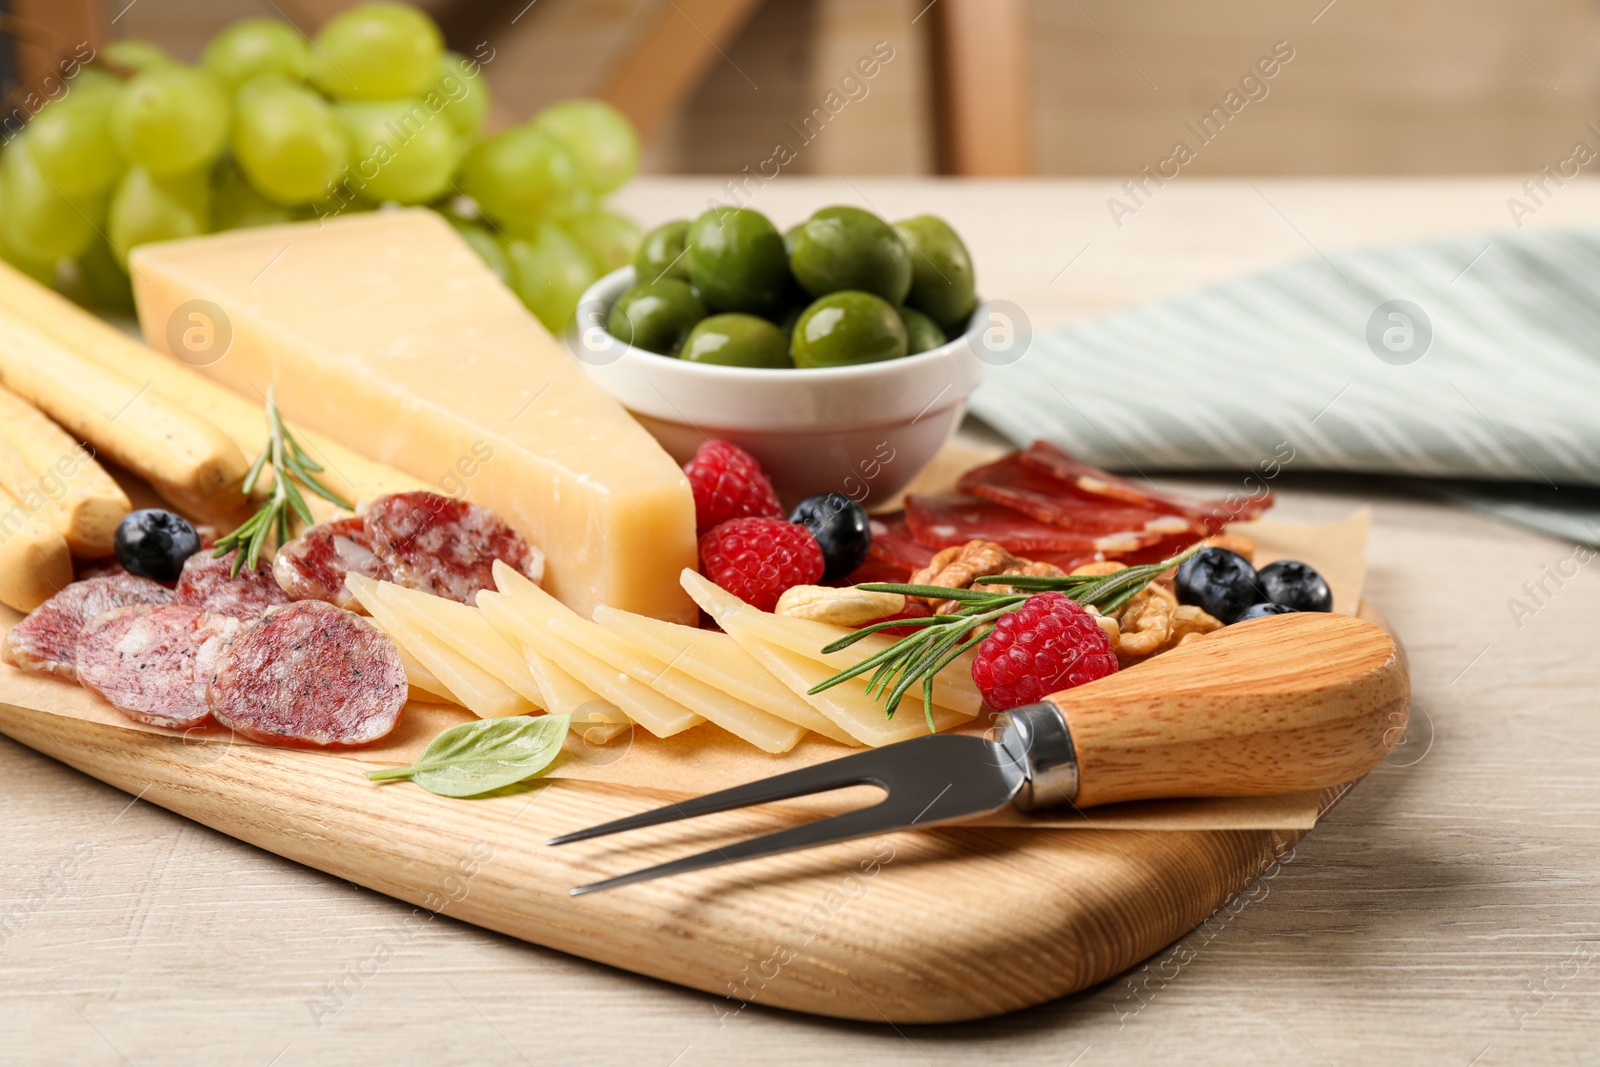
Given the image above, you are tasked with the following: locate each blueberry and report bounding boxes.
[1174,547,1262,624]
[1257,560,1332,613]
[788,493,870,580]
[114,509,201,583]
[1236,602,1298,623]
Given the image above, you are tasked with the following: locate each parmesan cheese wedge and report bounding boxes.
[483,564,703,738]
[681,570,977,746]
[391,641,456,703]
[593,607,858,746]
[544,612,805,754]
[129,210,698,622]
[519,643,633,743]
[346,574,536,718]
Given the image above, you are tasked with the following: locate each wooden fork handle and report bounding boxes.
[1043,612,1408,809]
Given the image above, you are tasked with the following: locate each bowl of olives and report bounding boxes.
[568,204,989,503]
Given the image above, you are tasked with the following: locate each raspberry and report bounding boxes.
[971,592,1118,710]
[683,440,783,535]
[699,518,824,613]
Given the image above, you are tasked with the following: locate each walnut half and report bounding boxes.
[908,540,1068,614]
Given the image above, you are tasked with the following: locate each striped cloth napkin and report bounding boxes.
[969,226,1600,545]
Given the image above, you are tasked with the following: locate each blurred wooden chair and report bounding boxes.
[593,0,1032,175]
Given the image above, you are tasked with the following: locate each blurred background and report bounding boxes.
[8,0,1595,180]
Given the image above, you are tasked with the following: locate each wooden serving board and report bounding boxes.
[0,602,1405,1023]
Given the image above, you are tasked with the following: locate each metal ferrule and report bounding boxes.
[996,702,1079,812]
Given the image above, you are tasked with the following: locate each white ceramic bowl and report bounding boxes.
[567,267,989,504]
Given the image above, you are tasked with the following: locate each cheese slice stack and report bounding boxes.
[129,210,697,623]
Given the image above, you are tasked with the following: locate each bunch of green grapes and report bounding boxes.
[0,2,641,331]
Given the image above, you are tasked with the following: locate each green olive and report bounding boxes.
[685,207,790,314]
[632,219,691,284]
[899,306,947,354]
[791,291,907,369]
[787,205,912,304]
[681,313,793,368]
[607,280,706,355]
[894,215,977,332]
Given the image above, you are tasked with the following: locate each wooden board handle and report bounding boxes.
[1048,613,1408,808]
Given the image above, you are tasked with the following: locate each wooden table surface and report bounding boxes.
[5,178,1598,1065]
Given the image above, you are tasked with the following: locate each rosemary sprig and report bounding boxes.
[808,542,1205,731]
[211,387,353,576]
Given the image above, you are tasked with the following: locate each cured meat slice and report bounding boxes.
[866,512,936,573]
[905,495,1168,554]
[207,600,406,747]
[957,454,1197,536]
[175,549,293,621]
[1019,440,1273,528]
[363,491,545,605]
[273,516,388,612]
[76,605,239,729]
[2,575,174,679]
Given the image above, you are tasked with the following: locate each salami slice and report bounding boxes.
[175,549,293,621]
[1019,440,1273,528]
[363,491,545,604]
[957,454,1197,536]
[273,516,388,612]
[2,575,174,679]
[866,512,936,573]
[905,494,1168,554]
[207,600,406,747]
[76,605,240,729]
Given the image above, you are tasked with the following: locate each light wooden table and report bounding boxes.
[4,179,1598,1065]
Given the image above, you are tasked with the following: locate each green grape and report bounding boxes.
[531,99,639,195]
[429,52,489,137]
[212,161,295,230]
[102,40,171,73]
[562,208,639,272]
[446,216,512,287]
[65,66,124,101]
[203,19,312,90]
[0,171,56,284]
[107,166,209,267]
[335,98,459,205]
[2,144,100,261]
[311,3,442,101]
[506,222,599,332]
[26,91,121,197]
[75,235,134,312]
[458,125,577,224]
[111,65,229,176]
[234,77,345,204]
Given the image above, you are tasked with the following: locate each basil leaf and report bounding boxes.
[367,714,571,798]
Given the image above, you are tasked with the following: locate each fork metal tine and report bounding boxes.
[569,803,908,895]
[546,742,928,846]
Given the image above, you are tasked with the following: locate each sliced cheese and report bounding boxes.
[129,210,698,622]
[370,579,544,705]
[393,644,456,703]
[681,570,975,746]
[0,260,425,525]
[726,597,981,716]
[346,574,536,718]
[479,582,702,739]
[545,612,804,754]
[593,606,857,746]
[520,643,633,744]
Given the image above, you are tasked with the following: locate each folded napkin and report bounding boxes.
[970,226,1600,544]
